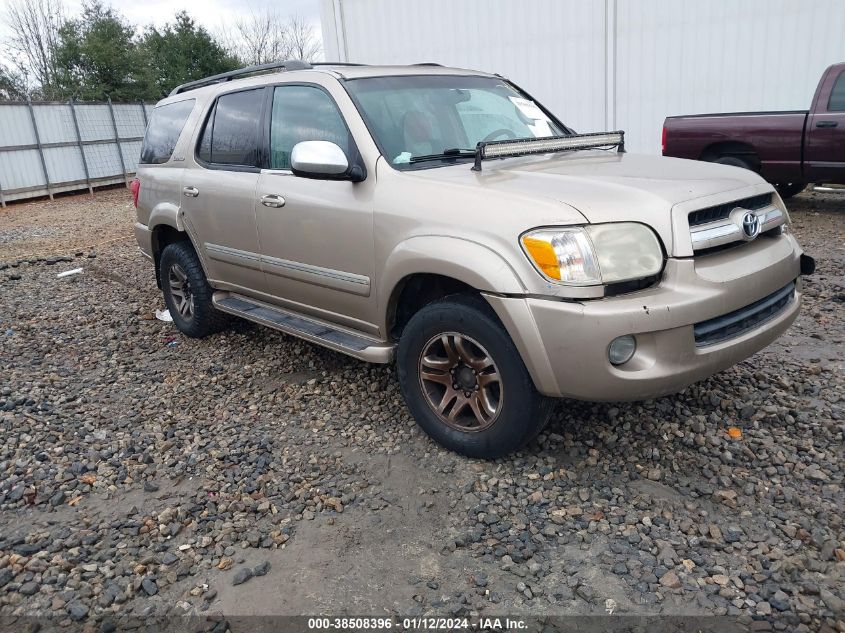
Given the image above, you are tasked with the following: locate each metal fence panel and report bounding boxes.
[75,104,116,142]
[120,140,143,172]
[82,143,123,179]
[0,105,37,147]
[43,146,88,183]
[32,104,76,144]
[0,149,44,190]
[0,100,154,205]
[113,104,147,138]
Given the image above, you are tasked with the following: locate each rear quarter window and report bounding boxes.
[139,99,195,165]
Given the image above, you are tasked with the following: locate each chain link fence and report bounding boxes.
[0,99,154,207]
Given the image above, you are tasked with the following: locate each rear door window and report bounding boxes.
[269,85,350,169]
[197,88,265,167]
[139,99,195,164]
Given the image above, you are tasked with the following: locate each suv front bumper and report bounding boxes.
[486,233,805,401]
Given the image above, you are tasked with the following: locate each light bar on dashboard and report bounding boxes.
[472,131,625,171]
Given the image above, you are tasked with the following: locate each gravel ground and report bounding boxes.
[0,188,843,632]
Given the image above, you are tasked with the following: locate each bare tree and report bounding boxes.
[217,8,321,66]
[2,0,64,91]
[217,6,290,66]
[286,16,321,63]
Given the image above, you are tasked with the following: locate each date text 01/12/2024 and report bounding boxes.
[306,617,528,630]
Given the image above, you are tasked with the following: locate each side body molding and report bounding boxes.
[378,235,528,332]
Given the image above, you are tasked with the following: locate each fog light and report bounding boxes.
[608,335,636,365]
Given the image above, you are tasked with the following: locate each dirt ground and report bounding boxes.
[0,187,843,633]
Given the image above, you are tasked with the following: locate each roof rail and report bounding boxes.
[170,60,313,96]
[413,63,444,67]
[311,62,368,67]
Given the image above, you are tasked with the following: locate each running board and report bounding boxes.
[213,292,394,363]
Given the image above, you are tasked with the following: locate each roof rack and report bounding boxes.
[311,62,368,67]
[170,60,313,96]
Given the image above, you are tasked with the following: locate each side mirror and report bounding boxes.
[290,141,364,181]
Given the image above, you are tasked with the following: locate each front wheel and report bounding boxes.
[397,294,552,458]
[774,182,805,200]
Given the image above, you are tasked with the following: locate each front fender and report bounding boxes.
[378,235,528,326]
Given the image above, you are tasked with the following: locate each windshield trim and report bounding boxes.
[339,74,573,172]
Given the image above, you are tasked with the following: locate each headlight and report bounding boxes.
[521,223,663,285]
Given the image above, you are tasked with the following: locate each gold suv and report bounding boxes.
[132,61,813,458]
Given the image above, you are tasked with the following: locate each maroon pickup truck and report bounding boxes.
[663,62,845,199]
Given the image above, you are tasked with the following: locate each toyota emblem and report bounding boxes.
[742,212,761,240]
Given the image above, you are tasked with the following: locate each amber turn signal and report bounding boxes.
[521,236,562,280]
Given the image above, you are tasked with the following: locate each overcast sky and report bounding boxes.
[98,0,322,33]
[1,0,323,62]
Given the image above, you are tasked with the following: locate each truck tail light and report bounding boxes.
[130,178,140,208]
[661,125,667,155]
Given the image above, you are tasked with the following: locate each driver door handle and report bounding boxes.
[182,186,199,197]
[816,120,838,128]
[260,194,286,208]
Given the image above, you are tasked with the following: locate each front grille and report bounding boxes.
[688,193,773,227]
[693,281,795,347]
[693,226,783,257]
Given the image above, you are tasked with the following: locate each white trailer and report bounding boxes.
[320,0,845,154]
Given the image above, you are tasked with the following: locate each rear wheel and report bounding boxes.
[160,241,228,338]
[397,294,552,458]
[713,155,754,170]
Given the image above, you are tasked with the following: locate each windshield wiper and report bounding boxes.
[409,148,476,164]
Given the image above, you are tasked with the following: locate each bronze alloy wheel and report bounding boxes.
[168,263,195,320]
[418,332,503,432]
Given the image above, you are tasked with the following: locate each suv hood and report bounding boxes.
[409,151,768,255]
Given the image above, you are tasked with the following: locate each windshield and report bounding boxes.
[344,75,568,169]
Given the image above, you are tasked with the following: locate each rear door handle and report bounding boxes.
[182,186,199,197]
[260,194,286,208]
[816,120,838,128]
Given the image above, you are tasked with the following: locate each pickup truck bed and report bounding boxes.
[663,62,845,197]
[664,110,808,183]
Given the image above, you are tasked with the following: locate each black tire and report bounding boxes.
[159,241,228,338]
[397,294,552,459]
[713,155,754,170]
[774,182,805,200]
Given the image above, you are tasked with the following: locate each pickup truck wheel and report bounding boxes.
[160,242,228,338]
[397,295,552,458]
[714,155,754,170]
[774,182,805,200]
